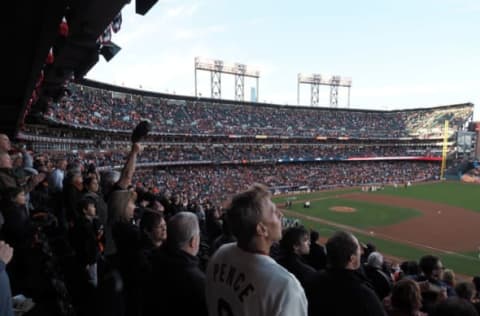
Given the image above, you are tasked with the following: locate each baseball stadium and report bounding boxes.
[2,1,480,315]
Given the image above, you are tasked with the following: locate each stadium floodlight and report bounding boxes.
[194,57,260,101]
[297,72,352,108]
[214,59,224,69]
[341,77,353,86]
[235,63,246,74]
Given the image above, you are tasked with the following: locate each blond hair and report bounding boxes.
[226,183,271,248]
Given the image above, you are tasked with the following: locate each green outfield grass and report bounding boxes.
[289,198,421,228]
[279,181,480,276]
[375,182,480,212]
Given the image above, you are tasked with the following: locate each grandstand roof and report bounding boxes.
[80,78,473,115]
[2,0,128,138]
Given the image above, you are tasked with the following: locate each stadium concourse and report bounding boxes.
[1,76,479,315]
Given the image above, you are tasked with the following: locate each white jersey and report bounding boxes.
[206,243,308,316]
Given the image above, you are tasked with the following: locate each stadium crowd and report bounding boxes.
[2,130,479,316]
[44,83,473,138]
[36,144,440,169]
[133,161,439,204]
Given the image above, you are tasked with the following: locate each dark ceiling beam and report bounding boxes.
[2,0,145,138]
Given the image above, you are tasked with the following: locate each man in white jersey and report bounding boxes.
[206,183,308,316]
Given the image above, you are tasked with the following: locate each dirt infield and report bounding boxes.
[330,206,356,213]
[342,193,480,252]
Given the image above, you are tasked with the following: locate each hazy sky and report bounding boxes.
[87,0,480,120]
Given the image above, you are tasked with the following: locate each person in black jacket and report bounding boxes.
[415,255,454,314]
[144,211,207,316]
[68,197,102,315]
[364,251,393,300]
[70,198,102,284]
[209,213,236,255]
[205,206,223,246]
[63,169,84,226]
[109,190,150,316]
[306,231,387,316]
[305,230,327,270]
[83,176,108,228]
[139,210,167,258]
[1,188,32,250]
[431,297,479,316]
[277,225,316,287]
[1,188,35,295]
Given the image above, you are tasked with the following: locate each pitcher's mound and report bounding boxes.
[330,206,356,213]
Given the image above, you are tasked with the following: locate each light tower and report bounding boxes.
[194,57,260,101]
[297,73,352,107]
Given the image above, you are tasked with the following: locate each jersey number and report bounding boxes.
[217,298,234,316]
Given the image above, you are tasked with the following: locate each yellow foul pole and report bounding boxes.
[440,120,449,180]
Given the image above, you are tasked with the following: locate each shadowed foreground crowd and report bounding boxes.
[0,133,478,316]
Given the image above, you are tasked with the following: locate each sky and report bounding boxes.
[87,0,480,120]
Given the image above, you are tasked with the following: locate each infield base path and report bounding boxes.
[342,193,480,252]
